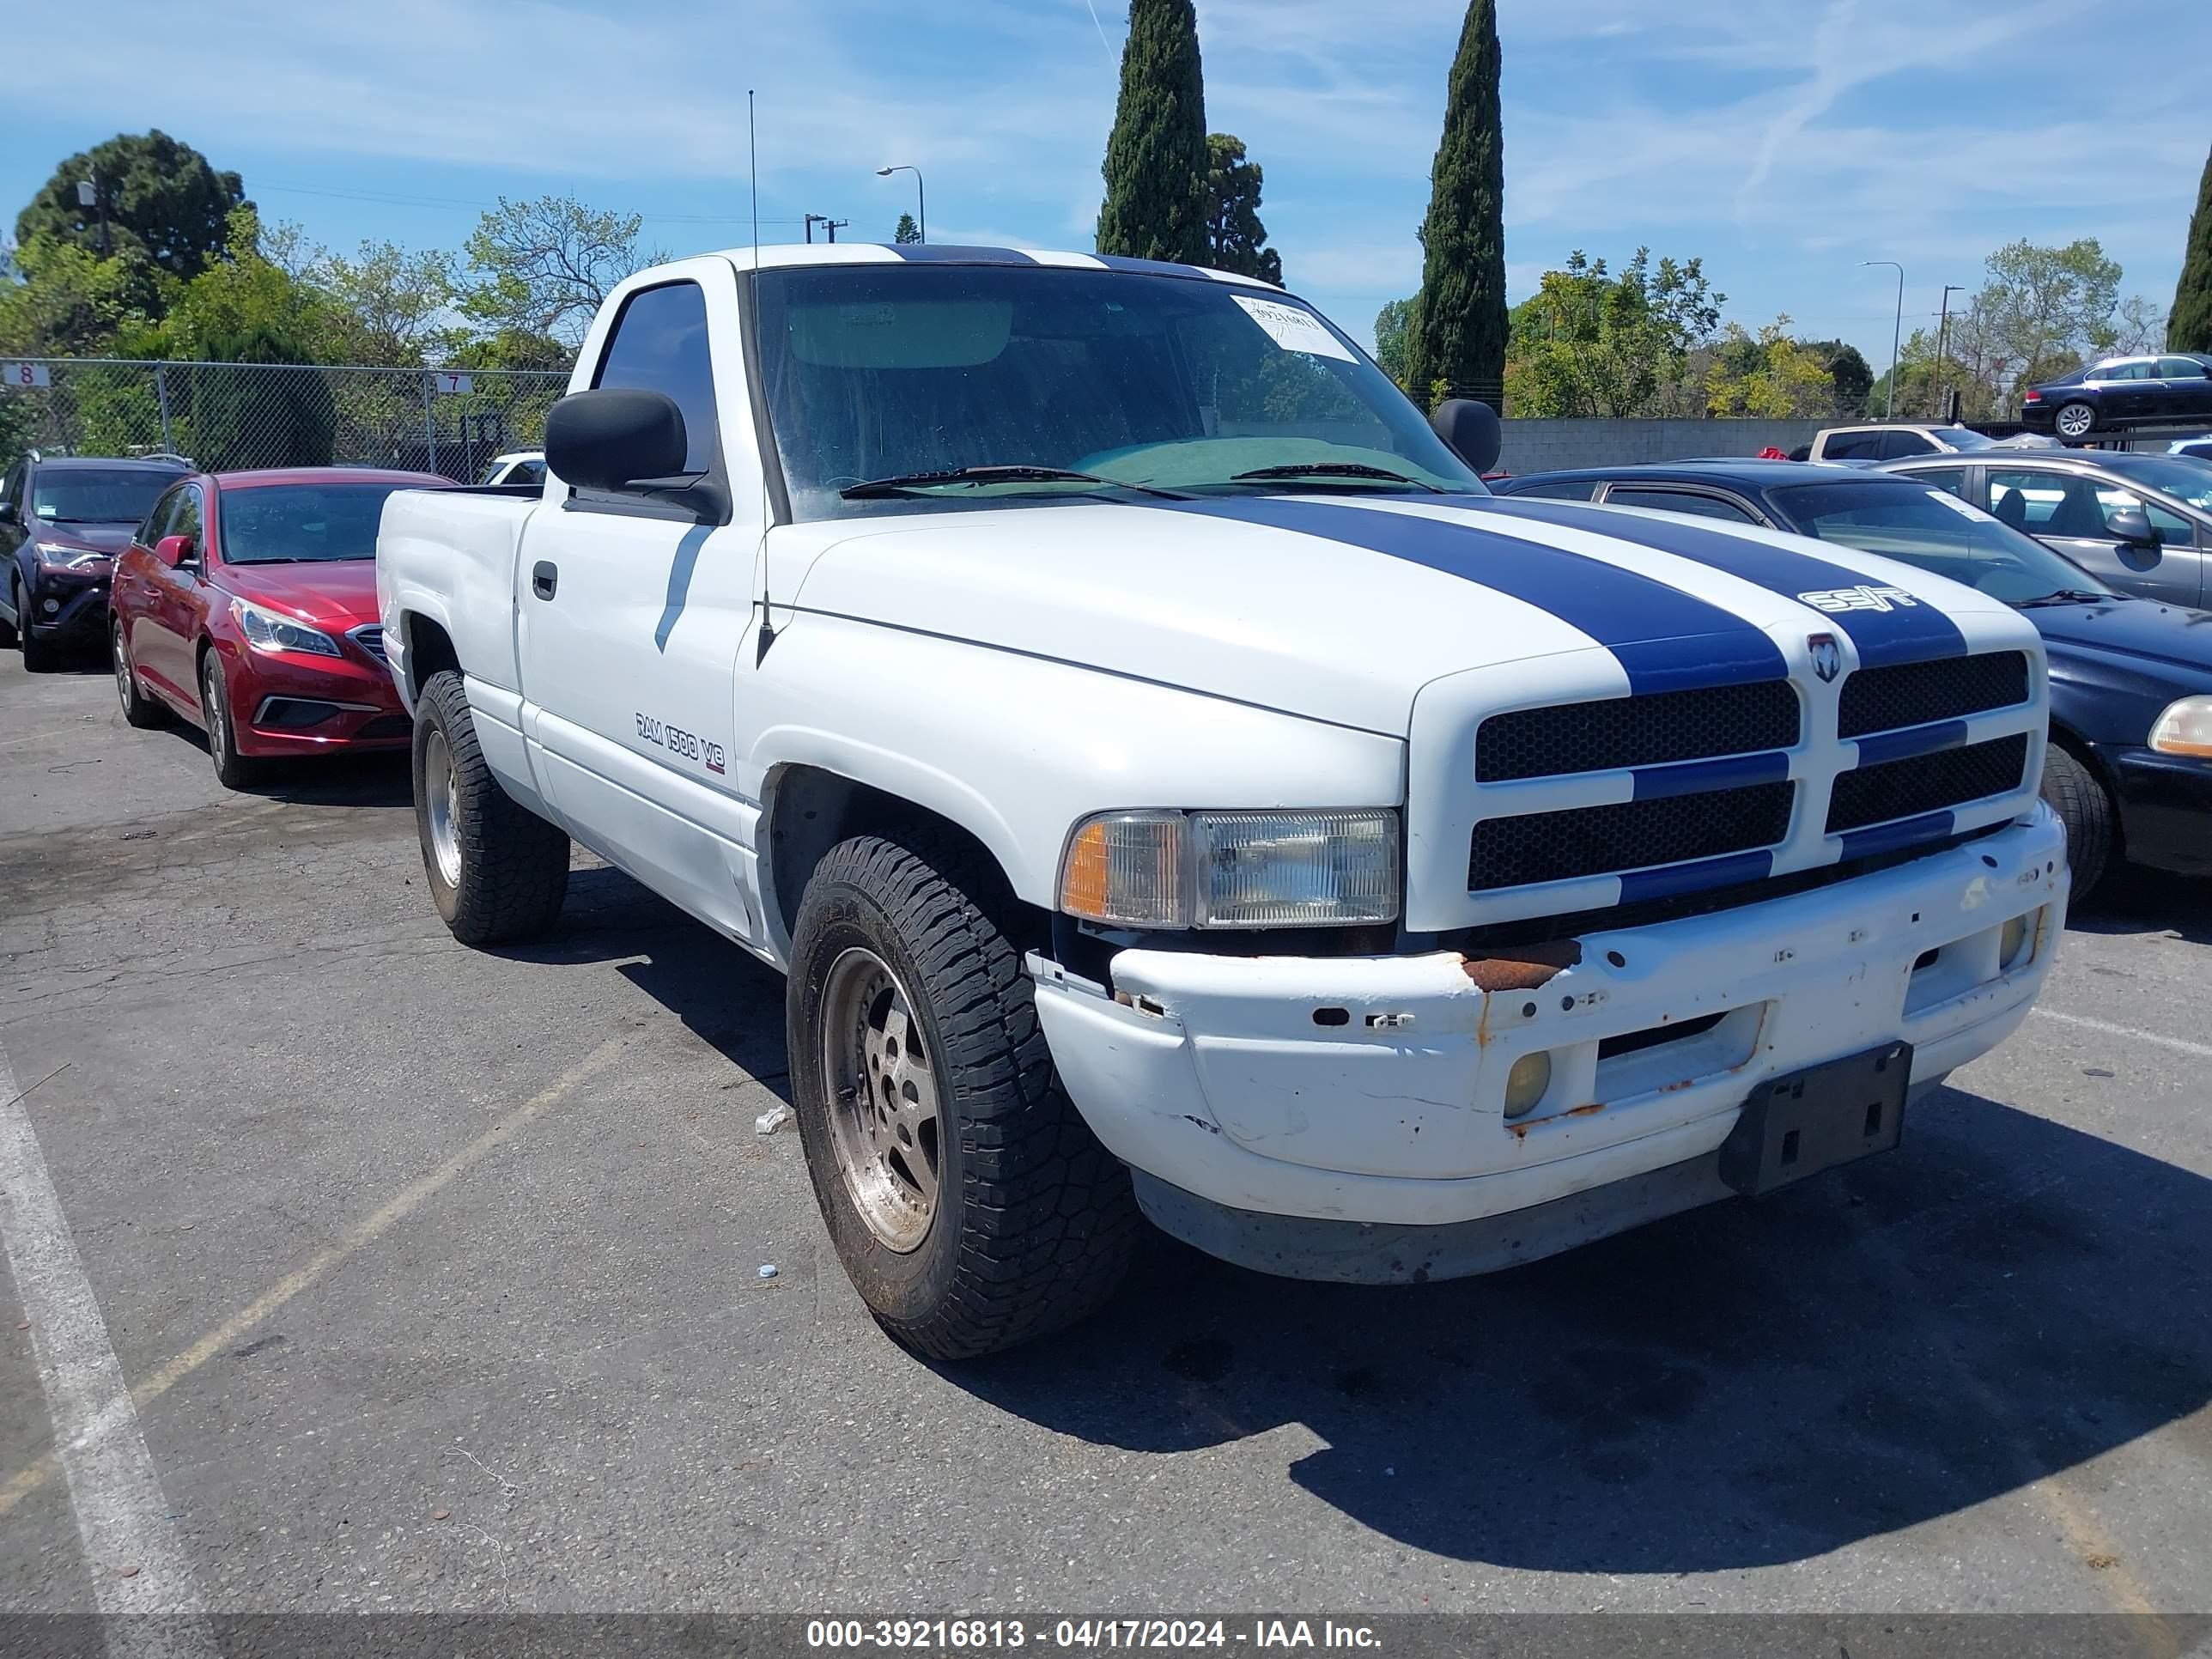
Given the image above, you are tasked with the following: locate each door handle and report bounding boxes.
[532,561,558,599]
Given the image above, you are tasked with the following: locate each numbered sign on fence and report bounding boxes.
[3,362,53,389]
[430,372,474,396]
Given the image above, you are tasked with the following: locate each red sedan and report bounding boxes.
[109,467,452,787]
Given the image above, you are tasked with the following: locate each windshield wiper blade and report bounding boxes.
[1224,462,1443,491]
[839,465,1183,501]
[2015,588,2115,606]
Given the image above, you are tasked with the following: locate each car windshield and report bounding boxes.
[2104,455,2212,512]
[1771,478,2113,604]
[30,469,176,524]
[217,482,421,564]
[752,264,1482,519]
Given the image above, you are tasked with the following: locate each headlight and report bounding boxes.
[1059,809,1400,929]
[2148,695,2212,758]
[34,542,106,571]
[230,596,341,658]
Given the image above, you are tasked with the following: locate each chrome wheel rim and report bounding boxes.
[423,726,463,889]
[202,659,228,769]
[2057,404,2094,439]
[113,626,134,714]
[820,945,941,1253]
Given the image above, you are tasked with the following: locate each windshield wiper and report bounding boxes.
[2015,588,2117,607]
[839,465,1183,501]
[1223,462,1443,491]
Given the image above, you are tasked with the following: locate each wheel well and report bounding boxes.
[2045,720,2124,847]
[403,614,461,701]
[763,765,1035,948]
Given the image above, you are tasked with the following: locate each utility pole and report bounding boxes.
[823,218,848,243]
[77,177,108,258]
[1859,261,1905,420]
[1936,284,1966,423]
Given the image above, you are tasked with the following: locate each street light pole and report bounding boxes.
[876,165,925,244]
[1861,260,1905,420]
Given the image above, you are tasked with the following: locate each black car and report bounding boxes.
[1492,460,2212,894]
[2021,352,2212,441]
[0,452,192,671]
[1880,448,2209,610]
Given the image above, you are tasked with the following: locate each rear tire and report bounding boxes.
[2054,401,2097,442]
[113,618,164,728]
[787,832,1136,1360]
[2040,743,2112,902]
[412,669,569,945]
[199,647,264,788]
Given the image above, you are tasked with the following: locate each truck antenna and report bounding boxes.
[750,88,777,664]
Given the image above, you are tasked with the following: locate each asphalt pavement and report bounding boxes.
[1,644,2207,1630]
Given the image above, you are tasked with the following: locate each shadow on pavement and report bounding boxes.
[2067,865,2212,946]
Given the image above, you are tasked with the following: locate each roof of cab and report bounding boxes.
[707,242,1280,289]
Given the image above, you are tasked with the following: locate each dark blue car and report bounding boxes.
[1491,461,2212,896]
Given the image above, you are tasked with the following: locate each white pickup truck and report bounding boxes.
[377,245,2066,1358]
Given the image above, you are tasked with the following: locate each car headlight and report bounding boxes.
[1059,809,1400,929]
[34,542,106,571]
[2148,696,2212,758]
[230,596,341,658]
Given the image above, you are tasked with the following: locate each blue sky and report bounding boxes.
[6,0,2207,365]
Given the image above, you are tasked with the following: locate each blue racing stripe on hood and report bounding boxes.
[1155,496,1787,694]
[1473,497,1968,668]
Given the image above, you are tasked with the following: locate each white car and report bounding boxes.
[1798,424,2001,463]
[376,245,2064,1358]
[477,450,545,487]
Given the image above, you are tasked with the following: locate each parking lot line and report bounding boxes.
[0,1033,635,1528]
[2032,1008,2212,1062]
[0,1034,216,1649]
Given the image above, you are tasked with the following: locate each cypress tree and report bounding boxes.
[2169,143,2212,352]
[1096,0,1208,265]
[1407,0,1508,405]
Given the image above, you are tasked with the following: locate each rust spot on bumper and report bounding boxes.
[1461,940,1583,992]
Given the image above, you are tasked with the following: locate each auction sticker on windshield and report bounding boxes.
[1232,294,1356,362]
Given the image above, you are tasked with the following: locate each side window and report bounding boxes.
[1914,466,1970,500]
[1880,430,1937,459]
[169,485,204,559]
[2096,361,2149,382]
[1991,470,2105,537]
[1821,431,1881,460]
[138,487,179,546]
[1,463,22,514]
[512,459,546,486]
[2101,490,2193,544]
[1605,487,1758,523]
[591,281,718,477]
[1509,480,1598,501]
[2157,357,2208,380]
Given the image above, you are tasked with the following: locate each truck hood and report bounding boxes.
[781,494,2018,734]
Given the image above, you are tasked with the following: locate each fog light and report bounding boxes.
[1999,913,2031,970]
[41,598,60,615]
[1503,1051,1553,1119]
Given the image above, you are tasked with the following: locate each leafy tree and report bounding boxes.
[0,234,164,356]
[1202,134,1281,284]
[894,212,921,246]
[1705,318,1835,417]
[316,240,459,366]
[1371,295,1419,388]
[1406,0,1507,404]
[1972,237,2121,395]
[15,131,246,286]
[2171,142,2212,352]
[1095,0,1209,264]
[461,194,661,347]
[182,322,337,468]
[1798,340,1872,417]
[1503,248,1720,417]
[144,208,346,364]
[2109,294,2167,355]
[443,329,573,373]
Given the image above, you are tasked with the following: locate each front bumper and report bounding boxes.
[26,571,111,641]
[1034,808,2066,1253]
[2104,742,2212,875]
[218,640,410,757]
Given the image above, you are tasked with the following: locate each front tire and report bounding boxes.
[17,578,60,672]
[787,833,1136,1359]
[199,647,263,788]
[2041,744,2112,902]
[113,618,164,728]
[412,669,569,944]
[2054,400,2097,442]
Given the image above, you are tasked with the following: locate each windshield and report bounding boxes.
[1772,479,2112,604]
[31,469,176,525]
[752,264,1481,519]
[2106,455,2212,512]
[216,483,422,564]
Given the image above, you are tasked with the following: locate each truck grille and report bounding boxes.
[1837,651,2028,738]
[349,624,387,664]
[1476,679,1800,782]
[1825,732,2030,834]
[1468,781,1795,891]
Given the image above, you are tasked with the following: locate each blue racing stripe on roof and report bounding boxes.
[881,244,1038,264]
[1617,848,1774,904]
[1474,497,1969,668]
[1155,497,1787,695]
[1090,252,1212,278]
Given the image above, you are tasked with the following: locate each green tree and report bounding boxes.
[1502,248,1720,417]
[1798,339,1873,417]
[2170,142,2212,352]
[144,208,347,364]
[461,194,661,347]
[1095,0,1209,264]
[1202,134,1281,284]
[0,234,164,356]
[315,240,459,366]
[1972,237,2122,395]
[1705,318,1836,417]
[1372,295,1419,388]
[893,212,921,246]
[15,131,246,287]
[1406,0,1507,404]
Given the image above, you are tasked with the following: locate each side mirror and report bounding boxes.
[153,533,196,568]
[544,388,690,493]
[1431,398,1502,476]
[2105,506,2160,550]
[0,501,17,526]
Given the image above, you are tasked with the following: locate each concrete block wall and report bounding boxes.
[1493,418,1828,477]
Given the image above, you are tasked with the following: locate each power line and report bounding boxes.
[252,180,805,223]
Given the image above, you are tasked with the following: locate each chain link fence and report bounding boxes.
[0,358,573,483]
